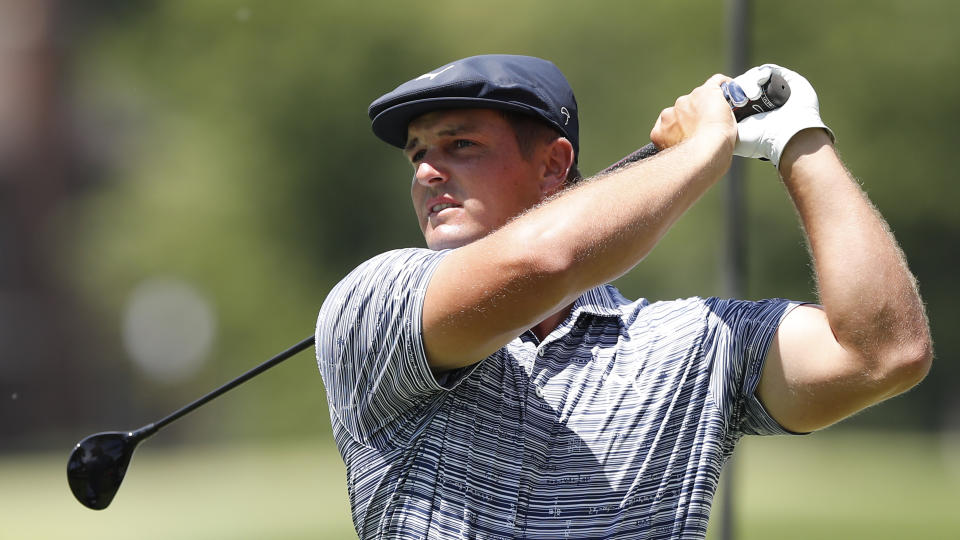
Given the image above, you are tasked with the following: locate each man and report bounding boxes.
[315,55,931,539]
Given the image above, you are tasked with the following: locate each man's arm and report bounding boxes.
[758,128,933,433]
[423,75,737,371]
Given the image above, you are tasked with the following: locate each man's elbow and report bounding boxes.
[878,334,933,398]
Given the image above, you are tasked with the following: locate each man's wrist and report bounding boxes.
[689,126,736,174]
[778,128,834,176]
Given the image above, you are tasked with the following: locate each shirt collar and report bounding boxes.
[570,284,623,320]
[528,285,625,347]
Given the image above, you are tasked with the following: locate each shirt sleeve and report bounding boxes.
[315,248,451,449]
[705,298,804,437]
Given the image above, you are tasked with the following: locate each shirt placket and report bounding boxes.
[514,333,556,538]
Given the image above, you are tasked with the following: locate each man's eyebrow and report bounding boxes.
[404,124,479,152]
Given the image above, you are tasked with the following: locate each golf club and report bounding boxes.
[66,334,315,510]
[65,72,790,512]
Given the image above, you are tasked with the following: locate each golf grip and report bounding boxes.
[600,71,790,174]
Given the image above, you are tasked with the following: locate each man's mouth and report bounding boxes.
[431,202,458,213]
[426,197,461,216]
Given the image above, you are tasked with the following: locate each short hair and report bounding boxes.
[498,110,582,186]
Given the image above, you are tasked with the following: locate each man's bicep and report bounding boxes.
[757,304,887,433]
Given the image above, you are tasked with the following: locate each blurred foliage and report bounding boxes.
[54,0,959,443]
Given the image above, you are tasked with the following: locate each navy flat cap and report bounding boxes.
[368,54,579,157]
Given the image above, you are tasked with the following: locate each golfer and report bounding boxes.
[315,55,931,539]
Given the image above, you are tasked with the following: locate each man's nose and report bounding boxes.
[414,159,448,187]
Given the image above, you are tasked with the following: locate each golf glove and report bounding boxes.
[733,64,834,169]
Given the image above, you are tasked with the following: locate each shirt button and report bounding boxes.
[535,386,544,398]
[537,347,545,357]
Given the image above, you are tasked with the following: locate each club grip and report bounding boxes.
[602,142,660,172]
[728,70,790,122]
[601,72,790,174]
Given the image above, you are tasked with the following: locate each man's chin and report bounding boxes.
[427,237,469,251]
[426,231,483,251]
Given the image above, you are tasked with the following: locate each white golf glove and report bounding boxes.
[733,64,834,169]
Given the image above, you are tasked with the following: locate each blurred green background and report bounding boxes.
[1,0,957,538]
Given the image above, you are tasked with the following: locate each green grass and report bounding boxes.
[707,430,960,539]
[0,439,355,540]
[2,430,958,539]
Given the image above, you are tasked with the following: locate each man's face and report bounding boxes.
[406,109,547,250]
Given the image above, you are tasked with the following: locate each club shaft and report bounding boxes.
[150,335,316,433]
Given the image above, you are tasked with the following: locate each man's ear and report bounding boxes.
[539,137,575,196]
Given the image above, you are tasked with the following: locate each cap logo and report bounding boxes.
[560,107,571,126]
[416,64,455,82]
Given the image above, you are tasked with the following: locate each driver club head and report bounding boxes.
[64,336,314,510]
[67,431,143,510]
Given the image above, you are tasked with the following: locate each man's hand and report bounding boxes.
[650,74,738,154]
[733,64,834,168]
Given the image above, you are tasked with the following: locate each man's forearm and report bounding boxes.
[779,129,932,384]
[517,131,732,294]
[425,131,732,369]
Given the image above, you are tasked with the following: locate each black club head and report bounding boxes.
[67,431,142,510]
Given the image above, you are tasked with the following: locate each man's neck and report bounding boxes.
[531,302,575,342]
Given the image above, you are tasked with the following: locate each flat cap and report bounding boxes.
[368,54,579,156]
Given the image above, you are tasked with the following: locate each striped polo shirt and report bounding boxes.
[316,248,798,539]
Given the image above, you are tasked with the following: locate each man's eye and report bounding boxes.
[411,149,426,162]
[454,140,474,149]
